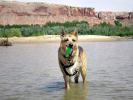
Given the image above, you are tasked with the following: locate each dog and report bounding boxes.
[58,29,87,89]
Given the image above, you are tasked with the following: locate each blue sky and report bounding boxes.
[6,0,133,11]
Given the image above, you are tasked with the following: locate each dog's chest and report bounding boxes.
[65,58,81,75]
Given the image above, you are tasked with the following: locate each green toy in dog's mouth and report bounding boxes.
[65,46,73,57]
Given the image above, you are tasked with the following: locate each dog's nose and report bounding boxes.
[68,43,73,48]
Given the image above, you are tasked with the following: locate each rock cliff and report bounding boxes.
[0,1,132,26]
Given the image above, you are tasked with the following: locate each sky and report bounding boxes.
[4,0,133,11]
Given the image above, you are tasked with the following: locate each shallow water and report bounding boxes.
[0,41,133,100]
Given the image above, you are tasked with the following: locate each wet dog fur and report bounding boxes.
[58,29,87,89]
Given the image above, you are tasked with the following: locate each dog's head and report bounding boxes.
[60,29,78,57]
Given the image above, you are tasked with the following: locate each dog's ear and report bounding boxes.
[60,29,66,38]
[72,28,78,37]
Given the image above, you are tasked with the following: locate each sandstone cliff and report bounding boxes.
[0,1,132,26]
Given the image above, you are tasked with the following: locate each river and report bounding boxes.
[0,41,133,100]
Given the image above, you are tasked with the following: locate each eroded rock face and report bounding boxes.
[58,6,69,16]
[96,12,115,20]
[0,5,5,12]
[0,1,132,26]
[128,12,133,19]
[0,1,96,25]
[115,12,129,20]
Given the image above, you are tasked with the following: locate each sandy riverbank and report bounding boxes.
[0,35,132,43]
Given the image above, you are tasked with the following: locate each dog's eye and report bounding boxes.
[72,39,76,42]
[63,39,68,42]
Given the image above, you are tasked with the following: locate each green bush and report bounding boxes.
[6,28,21,37]
[0,28,21,37]
[0,21,133,37]
[0,28,5,37]
[21,25,44,36]
[76,23,90,35]
[114,20,122,27]
[91,22,113,36]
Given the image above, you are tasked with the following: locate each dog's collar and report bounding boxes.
[60,60,74,68]
[60,60,78,76]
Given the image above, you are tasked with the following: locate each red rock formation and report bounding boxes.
[115,12,129,20]
[58,6,69,16]
[129,12,133,19]
[0,1,132,26]
[12,10,31,16]
[0,5,5,12]
[96,12,115,20]
[34,6,48,12]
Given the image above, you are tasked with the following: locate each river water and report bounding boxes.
[0,41,133,100]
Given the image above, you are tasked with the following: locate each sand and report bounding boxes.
[0,35,132,43]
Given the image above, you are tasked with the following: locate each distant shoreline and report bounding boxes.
[0,35,132,44]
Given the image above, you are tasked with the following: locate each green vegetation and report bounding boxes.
[0,20,133,37]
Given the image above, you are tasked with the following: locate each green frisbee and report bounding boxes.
[65,47,72,57]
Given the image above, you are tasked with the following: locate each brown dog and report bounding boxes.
[58,29,87,89]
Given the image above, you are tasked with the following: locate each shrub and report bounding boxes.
[114,20,122,27]
[76,23,90,35]
[0,28,21,37]
[6,28,21,37]
[0,21,133,37]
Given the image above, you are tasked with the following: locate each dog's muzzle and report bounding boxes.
[68,43,73,48]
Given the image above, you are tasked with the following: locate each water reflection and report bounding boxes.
[63,82,88,100]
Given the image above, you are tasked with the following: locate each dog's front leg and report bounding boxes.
[63,75,70,89]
